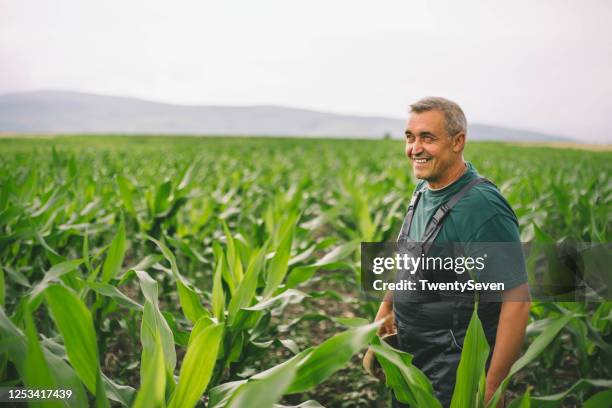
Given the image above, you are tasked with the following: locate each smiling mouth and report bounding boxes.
[412,157,431,164]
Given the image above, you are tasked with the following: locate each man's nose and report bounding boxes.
[411,138,424,155]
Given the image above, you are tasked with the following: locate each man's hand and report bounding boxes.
[375,300,395,336]
[485,283,531,408]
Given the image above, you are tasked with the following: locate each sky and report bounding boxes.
[1,0,611,142]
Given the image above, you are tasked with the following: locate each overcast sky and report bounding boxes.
[1,0,611,142]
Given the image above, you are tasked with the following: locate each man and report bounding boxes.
[375,97,530,407]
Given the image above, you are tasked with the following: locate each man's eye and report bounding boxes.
[406,135,415,142]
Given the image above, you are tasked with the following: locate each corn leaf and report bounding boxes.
[209,380,247,408]
[148,235,205,323]
[486,313,576,408]
[506,379,612,408]
[44,284,102,397]
[44,348,89,408]
[0,265,4,306]
[228,246,266,326]
[286,321,379,394]
[135,270,177,379]
[371,337,442,408]
[23,305,62,408]
[168,323,224,408]
[132,333,166,408]
[102,215,127,282]
[225,351,300,408]
[116,175,136,217]
[81,280,143,311]
[243,289,309,312]
[262,228,293,298]
[102,372,136,407]
[30,258,84,299]
[584,388,612,408]
[450,305,490,408]
[212,250,226,321]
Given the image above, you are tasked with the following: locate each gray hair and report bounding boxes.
[409,96,467,138]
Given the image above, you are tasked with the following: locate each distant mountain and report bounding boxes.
[0,91,569,141]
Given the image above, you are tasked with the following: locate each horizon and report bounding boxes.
[1,89,588,142]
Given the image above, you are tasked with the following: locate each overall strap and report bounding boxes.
[397,183,427,240]
[420,177,492,255]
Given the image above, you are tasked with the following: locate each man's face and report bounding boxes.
[404,110,461,183]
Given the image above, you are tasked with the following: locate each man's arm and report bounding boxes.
[485,283,531,406]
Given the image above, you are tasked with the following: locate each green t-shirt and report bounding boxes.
[407,162,527,291]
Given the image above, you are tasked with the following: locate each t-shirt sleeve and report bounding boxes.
[466,214,528,291]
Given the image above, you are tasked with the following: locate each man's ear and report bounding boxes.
[452,132,466,152]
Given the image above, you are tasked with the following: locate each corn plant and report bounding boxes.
[0,136,610,407]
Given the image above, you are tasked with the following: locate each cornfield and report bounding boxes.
[0,136,610,407]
